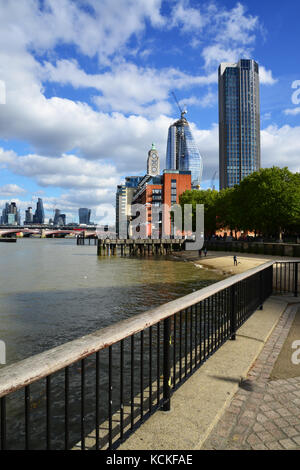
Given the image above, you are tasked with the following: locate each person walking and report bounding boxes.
[204,247,207,257]
[233,255,237,266]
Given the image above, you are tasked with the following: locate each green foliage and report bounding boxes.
[179,167,300,237]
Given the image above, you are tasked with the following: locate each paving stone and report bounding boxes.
[292,435,300,446]
[266,441,284,450]
[256,431,275,443]
[256,413,268,423]
[277,408,292,417]
[265,410,281,419]
[279,438,297,450]
[253,423,265,433]
[268,428,286,440]
[273,417,290,428]
[247,433,262,446]
[282,426,298,438]
[201,302,300,452]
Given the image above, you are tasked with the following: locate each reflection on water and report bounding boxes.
[0,238,223,366]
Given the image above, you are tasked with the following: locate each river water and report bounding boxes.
[0,238,226,449]
[0,238,223,367]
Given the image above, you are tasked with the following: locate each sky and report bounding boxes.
[0,0,299,225]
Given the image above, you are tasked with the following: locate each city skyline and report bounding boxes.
[0,198,93,226]
[0,0,299,225]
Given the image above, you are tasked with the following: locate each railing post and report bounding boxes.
[259,271,263,310]
[163,317,171,411]
[295,262,298,298]
[230,285,237,340]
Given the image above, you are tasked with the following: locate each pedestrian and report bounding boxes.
[204,247,207,256]
[233,255,237,266]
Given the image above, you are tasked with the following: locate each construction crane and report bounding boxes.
[171,91,187,119]
[210,170,217,191]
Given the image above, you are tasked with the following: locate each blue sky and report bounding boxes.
[0,0,299,224]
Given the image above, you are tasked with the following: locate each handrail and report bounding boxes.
[0,260,279,399]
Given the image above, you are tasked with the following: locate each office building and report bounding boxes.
[79,208,91,225]
[53,209,66,226]
[33,198,45,224]
[218,59,261,189]
[166,110,203,188]
[116,176,143,237]
[24,207,33,225]
[0,202,20,225]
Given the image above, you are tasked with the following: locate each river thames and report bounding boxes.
[0,238,224,367]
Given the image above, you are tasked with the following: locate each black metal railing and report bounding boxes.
[273,261,299,297]
[0,261,296,450]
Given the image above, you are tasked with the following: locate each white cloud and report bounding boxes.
[0,149,120,189]
[170,0,206,32]
[0,184,26,197]
[261,125,300,173]
[0,0,165,63]
[259,66,277,85]
[284,107,300,116]
[42,59,218,116]
[179,91,217,109]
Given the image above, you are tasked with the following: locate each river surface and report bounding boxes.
[0,238,223,366]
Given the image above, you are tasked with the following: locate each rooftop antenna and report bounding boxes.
[171,91,187,119]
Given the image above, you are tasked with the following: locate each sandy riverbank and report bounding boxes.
[173,250,297,276]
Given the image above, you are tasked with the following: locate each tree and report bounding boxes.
[179,167,300,239]
[234,167,300,238]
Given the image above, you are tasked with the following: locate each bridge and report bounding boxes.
[0,228,97,238]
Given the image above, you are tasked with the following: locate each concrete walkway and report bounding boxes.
[120,295,297,450]
[202,300,300,450]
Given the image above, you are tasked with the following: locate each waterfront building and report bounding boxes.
[0,202,20,225]
[116,176,143,238]
[79,208,91,225]
[33,198,45,224]
[218,59,261,189]
[132,169,191,238]
[166,110,203,189]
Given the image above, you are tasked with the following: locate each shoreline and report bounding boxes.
[173,250,297,276]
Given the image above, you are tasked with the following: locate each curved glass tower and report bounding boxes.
[166,111,203,188]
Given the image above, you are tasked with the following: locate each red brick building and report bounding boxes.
[132,170,191,237]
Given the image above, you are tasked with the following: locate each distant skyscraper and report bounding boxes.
[24,207,33,224]
[166,110,203,188]
[218,59,261,189]
[1,202,20,225]
[79,208,91,225]
[53,209,66,226]
[33,198,45,224]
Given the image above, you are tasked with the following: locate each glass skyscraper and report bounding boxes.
[79,208,91,225]
[33,198,45,224]
[218,59,261,189]
[166,111,203,188]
